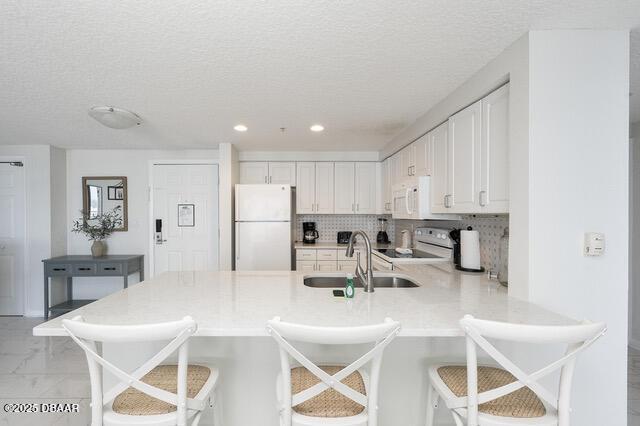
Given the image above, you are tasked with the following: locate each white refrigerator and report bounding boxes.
[235,184,292,271]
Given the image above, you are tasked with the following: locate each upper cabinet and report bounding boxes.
[480,84,509,213]
[296,162,335,214]
[295,162,316,213]
[314,162,335,214]
[381,158,392,213]
[269,162,297,185]
[334,162,356,214]
[239,162,296,185]
[400,145,415,178]
[354,162,377,214]
[413,134,431,177]
[429,83,510,214]
[239,162,269,184]
[429,122,450,213]
[447,100,482,212]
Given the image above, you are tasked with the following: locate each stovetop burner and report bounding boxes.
[374,249,442,259]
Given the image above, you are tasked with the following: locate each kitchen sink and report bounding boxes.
[303,273,420,288]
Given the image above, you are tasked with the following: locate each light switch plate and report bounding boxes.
[584,232,605,256]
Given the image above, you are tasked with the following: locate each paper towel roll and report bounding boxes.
[460,229,481,270]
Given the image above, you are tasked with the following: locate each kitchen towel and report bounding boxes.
[460,229,481,270]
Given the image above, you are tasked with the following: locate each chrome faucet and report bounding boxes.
[345,230,374,293]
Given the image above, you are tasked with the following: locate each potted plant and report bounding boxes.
[71,206,123,257]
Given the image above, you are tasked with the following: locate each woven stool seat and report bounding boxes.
[112,365,211,415]
[291,365,366,418]
[437,366,546,418]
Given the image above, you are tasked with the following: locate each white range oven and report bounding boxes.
[372,227,453,271]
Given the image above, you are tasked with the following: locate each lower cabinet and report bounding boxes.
[337,261,357,272]
[295,249,360,272]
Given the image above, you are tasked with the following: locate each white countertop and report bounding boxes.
[33,265,573,337]
[294,241,391,250]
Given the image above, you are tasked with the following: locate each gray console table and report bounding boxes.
[42,255,144,319]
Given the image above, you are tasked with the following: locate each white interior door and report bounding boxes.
[0,163,25,315]
[153,164,219,276]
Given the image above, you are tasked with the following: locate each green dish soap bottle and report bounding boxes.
[345,273,355,299]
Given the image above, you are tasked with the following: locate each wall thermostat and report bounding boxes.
[584,232,605,256]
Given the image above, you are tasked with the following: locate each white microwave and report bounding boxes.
[392,176,460,220]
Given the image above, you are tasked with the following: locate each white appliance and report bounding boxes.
[235,184,292,271]
[372,227,454,271]
[392,176,460,220]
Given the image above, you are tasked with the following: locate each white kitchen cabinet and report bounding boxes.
[296,261,316,272]
[480,84,509,213]
[337,261,357,272]
[400,144,415,178]
[296,162,316,214]
[239,162,269,184]
[413,133,431,176]
[429,122,450,213]
[317,261,338,272]
[447,100,482,212]
[334,162,355,214]
[354,162,377,214]
[381,158,392,213]
[315,163,335,214]
[240,162,296,185]
[391,152,403,187]
[429,84,509,214]
[268,162,296,185]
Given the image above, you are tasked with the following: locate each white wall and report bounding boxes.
[527,31,629,425]
[218,143,238,271]
[0,145,68,316]
[66,149,219,299]
[631,121,640,349]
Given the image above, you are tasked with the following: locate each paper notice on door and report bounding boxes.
[178,204,195,227]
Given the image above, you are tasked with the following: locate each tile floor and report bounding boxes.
[1,316,639,425]
[0,317,90,425]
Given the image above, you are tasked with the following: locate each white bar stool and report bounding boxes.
[62,315,220,426]
[425,315,606,426]
[267,317,401,426]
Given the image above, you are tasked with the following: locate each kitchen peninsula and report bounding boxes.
[33,267,572,425]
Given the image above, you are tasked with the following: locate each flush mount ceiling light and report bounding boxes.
[234,124,248,132]
[88,106,142,129]
[310,124,324,132]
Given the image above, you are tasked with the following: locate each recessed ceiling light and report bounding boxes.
[310,124,324,132]
[234,124,248,132]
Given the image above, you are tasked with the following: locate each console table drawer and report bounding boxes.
[46,264,71,276]
[99,263,123,275]
[73,264,97,276]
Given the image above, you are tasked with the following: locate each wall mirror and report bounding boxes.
[82,176,128,231]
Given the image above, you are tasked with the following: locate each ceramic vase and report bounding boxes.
[91,240,106,257]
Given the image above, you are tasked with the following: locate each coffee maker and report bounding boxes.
[302,222,319,244]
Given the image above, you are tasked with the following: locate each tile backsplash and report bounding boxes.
[295,215,395,243]
[394,215,509,272]
[295,214,508,272]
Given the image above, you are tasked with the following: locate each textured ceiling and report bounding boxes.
[1,1,640,151]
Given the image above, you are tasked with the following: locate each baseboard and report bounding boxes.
[629,337,640,351]
[24,310,44,318]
